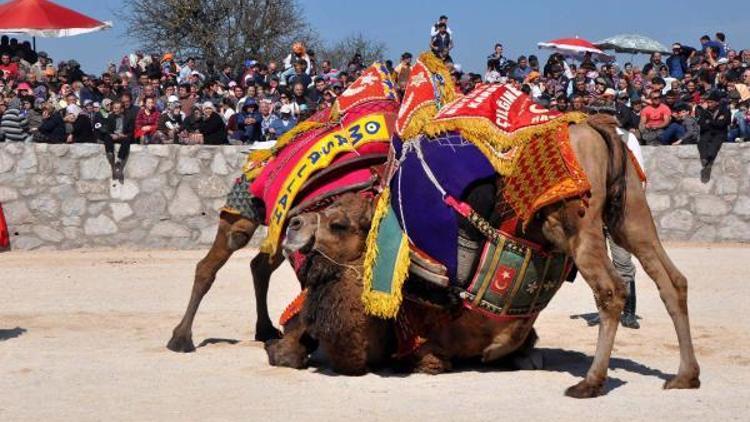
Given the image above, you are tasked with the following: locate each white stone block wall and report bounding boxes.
[0,142,749,250]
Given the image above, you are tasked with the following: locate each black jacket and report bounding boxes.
[38,112,66,143]
[99,112,135,142]
[72,114,96,142]
[200,112,227,145]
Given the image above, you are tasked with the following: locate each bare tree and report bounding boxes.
[120,0,320,69]
[320,33,387,70]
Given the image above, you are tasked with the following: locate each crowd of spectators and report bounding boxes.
[1,19,749,183]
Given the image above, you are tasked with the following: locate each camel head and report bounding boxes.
[283,193,374,266]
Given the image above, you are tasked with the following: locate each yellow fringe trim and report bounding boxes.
[399,104,439,142]
[423,112,587,176]
[418,51,458,105]
[361,188,411,319]
[398,52,459,141]
[329,101,341,122]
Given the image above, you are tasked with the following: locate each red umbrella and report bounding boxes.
[538,37,613,62]
[0,0,111,38]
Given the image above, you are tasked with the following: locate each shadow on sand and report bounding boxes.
[0,327,27,341]
[309,346,672,394]
[197,338,240,348]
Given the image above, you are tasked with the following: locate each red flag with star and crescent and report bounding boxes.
[490,265,517,295]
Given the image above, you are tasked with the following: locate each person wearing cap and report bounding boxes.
[695,90,731,182]
[156,96,184,144]
[30,51,50,80]
[236,98,262,143]
[266,103,294,140]
[199,101,227,145]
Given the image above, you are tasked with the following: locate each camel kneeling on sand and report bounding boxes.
[269,117,701,398]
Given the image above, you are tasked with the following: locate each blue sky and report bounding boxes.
[6,0,749,73]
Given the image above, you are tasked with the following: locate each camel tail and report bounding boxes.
[585,114,629,232]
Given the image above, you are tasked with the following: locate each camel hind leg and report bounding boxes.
[167,213,260,352]
[609,166,700,389]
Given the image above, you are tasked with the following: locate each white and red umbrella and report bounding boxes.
[538,37,613,62]
[0,0,112,38]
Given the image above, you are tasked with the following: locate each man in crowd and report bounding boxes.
[639,91,672,145]
[100,101,134,181]
[659,102,700,145]
[696,90,731,182]
[430,23,453,56]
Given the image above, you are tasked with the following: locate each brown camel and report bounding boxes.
[267,194,394,375]
[273,116,701,398]
[167,211,284,352]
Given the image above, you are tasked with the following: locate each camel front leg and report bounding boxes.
[167,214,258,352]
[566,222,627,398]
[251,252,284,341]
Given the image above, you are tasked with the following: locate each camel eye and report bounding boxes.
[329,220,349,232]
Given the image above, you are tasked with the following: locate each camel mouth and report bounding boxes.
[282,232,315,256]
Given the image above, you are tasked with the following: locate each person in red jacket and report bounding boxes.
[0,53,19,80]
[134,96,160,144]
[0,202,9,250]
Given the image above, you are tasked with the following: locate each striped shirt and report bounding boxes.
[1,109,30,142]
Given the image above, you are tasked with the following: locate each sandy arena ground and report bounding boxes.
[1,245,749,421]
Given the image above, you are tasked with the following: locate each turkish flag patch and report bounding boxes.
[490,265,516,294]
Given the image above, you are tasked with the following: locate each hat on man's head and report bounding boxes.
[202,101,216,110]
[83,99,93,106]
[717,57,729,65]
[279,104,293,114]
[603,88,617,97]
[38,51,49,59]
[243,98,258,109]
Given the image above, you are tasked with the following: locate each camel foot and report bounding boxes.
[264,339,308,369]
[663,374,700,390]
[254,323,283,342]
[167,334,196,353]
[564,379,604,399]
[415,353,451,375]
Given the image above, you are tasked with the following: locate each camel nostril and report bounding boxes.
[288,216,303,232]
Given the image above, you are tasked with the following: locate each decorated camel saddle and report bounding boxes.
[361,53,590,322]
[221,62,400,259]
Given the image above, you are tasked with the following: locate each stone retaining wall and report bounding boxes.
[642,142,750,242]
[1,142,748,250]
